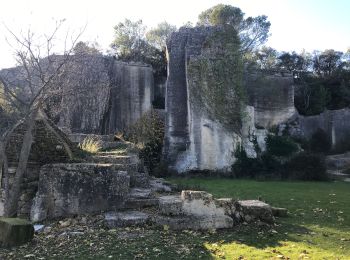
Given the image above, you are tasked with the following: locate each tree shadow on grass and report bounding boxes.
[203,221,311,249]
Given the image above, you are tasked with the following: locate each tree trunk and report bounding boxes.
[0,142,5,189]
[40,110,73,159]
[3,108,38,217]
[0,141,9,197]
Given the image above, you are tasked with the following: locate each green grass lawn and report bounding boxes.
[0,179,349,259]
[170,178,350,259]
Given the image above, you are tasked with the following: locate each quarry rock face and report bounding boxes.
[164,26,268,172]
[58,55,154,134]
[0,55,154,135]
[282,108,350,151]
[30,163,130,222]
[245,71,296,129]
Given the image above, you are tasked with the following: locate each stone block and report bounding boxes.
[108,163,138,174]
[158,195,183,216]
[236,200,274,223]
[30,163,130,222]
[149,178,173,192]
[105,211,150,228]
[0,218,34,247]
[130,173,150,188]
[271,207,288,217]
[181,190,213,201]
[181,191,226,218]
[215,198,236,216]
[124,198,159,209]
[154,215,233,230]
[92,155,134,164]
[129,188,154,199]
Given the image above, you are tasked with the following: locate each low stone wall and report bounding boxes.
[31,163,130,222]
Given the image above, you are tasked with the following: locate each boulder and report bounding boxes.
[0,218,34,247]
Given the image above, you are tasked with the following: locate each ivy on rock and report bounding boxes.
[187,25,245,133]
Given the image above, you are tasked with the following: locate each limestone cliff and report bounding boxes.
[0,55,154,135]
[246,70,296,129]
[57,55,154,134]
[282,108,350,151]
[164,26,266,172]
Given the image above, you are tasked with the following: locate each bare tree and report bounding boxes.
[0,20,84,217]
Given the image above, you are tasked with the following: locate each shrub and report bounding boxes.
[266,134,298,157]
[232,148,261,178]
[309,128,331,154]
[124,110,164,175]
[291,136,310,151]
[284,152,328,181]
[232,148,281,178]
[233,145,329,181]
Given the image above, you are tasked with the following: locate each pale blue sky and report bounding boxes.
[0,0,349,69]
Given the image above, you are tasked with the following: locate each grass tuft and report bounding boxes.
[78,136,102,154]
